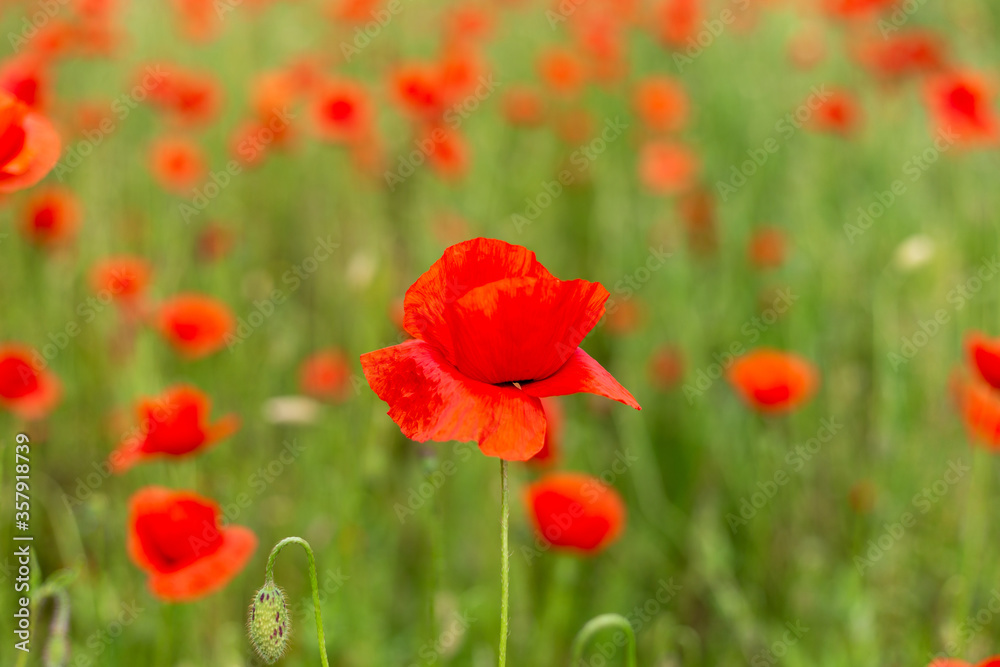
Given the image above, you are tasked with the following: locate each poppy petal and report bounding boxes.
[361,338,546,460]
[521,348,640,410]
[444,276,609,384]
[147,526,257,602]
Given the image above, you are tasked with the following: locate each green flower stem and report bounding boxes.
[499,460,510,667]
[266,537,330,667]
[571,614,637,667]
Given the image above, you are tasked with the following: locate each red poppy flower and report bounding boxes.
[424,125,469,180]
[638,141,698,195]
[966,331,1000,390]
[502,85,545,127]
[537,48,586,97]
[925,71,998,146]
[528,397,563,466]
[955,373,1000,450]
[142,66,221,126]
[748,227,786,269]
[127,487,256,601]
[361,238,640,461]
[149,137,206,194]
[727,349,818,413]
[0,56,49,110]
[110,385,239,472]
[90,255,152,304]
[21,187,80,247]
[807,89,862,136]
[392,64,445,118]
[853,30,945,80]
[633,76,688,133]
[156,293,235,358]
[0,344,61,420]
[299,349,352,402]
[524,472,625,553]
[658,0,700,48]
[438,44,485,103]
[0,91,61,194]
[787,26,827,71]
[824,0,895,18]
[310,80,371,143]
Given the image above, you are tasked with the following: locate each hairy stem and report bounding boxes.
[499,460,510,667]
[266,537,330,667]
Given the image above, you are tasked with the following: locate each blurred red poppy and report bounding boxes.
[21,187,80,247]
[748,227,786,269]
[929,657,1000,667]
[424,125,469,180]
[0,56,49,110]
[633,76,688,133]
[0,344,61,420]
[658,0,700,48]
[128,487,256,601]
[807,89,862,136]
[525,472,625,553]
[361,238,640,461]
[143,65,221,127]
[310,79,372,143]
[925,71,998,146]
[502,85,545,127]
[824,0,896,18]
[727,349,818,413]
[111,385,239,472]
[392,64,445,119]
[299,349,352,402]
[853,30,945,80]
[0,91,61,193]
[967,331,1000,390]
[90,255,152,304]
[528,397,563,466]
[538,48,586,97]
[149,137,206,194]
[638,141,698,195]
[156,293,235,358]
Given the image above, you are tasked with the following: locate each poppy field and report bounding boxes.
[2,0,1000,665]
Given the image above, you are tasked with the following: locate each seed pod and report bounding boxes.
[248,580,290,664]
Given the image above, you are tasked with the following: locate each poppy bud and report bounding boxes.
[248,581,290,664]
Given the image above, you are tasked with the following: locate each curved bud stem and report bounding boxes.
[499,459,510,667]
[571,614,637,667]
[264,537,330,667]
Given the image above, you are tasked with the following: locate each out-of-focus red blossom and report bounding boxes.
[929,657,1000,667]
[727,349,819,414]
[252,71,300,128]
[424,125,469,180]
[360,238,640,461]
[438,44,485,103]
[172,0,223,41]
[27,21,77,61]
[538,48,586,97]
[0,91,61,193]
[528,397,563,466]
[0,344,61,419]
[329,0,379,22]
[74,0,118,19]
[195,223,236,262]
[678,186,718,255]
[72,100,113,135]
[0,56,49,110]
[639,141,698,195]
[824,0,897,18]
[73,20,122,58]
[142,66,221,127]
[149,137,206,193]
[807,89,862,136]
[633,76,688,133]
[445,4,494,44]
[21,187,80,247]
[310,80,372,143]
[392,64,446,119]
[90,256,152,305]
[524,472,625,553]
[502,85,546,127]
[299,349,352,402]
[925,71,998,146]
[127,487,256,601]
[111,385,239,472]
[658,0,700,48]
[649,344,684,390]
[156,293,235,359]
[787,27,827,70]
[572,12,626,83]
[748,227,787,269]
[853,30,945,80]
[967,332,1000,390]
[604,298,643,336]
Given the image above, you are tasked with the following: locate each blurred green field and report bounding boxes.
[3,0,1000,665]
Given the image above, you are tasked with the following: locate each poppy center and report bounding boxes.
[325,98,354,123]
[0,356,39,399]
